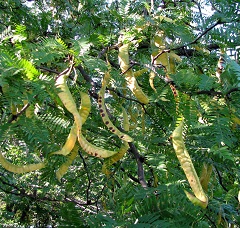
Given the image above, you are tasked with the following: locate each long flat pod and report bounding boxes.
[102,106,130,175]
[118,43,149,104]
[98,71,133,142]
[78,133,119,158]
[50,91,91,156]
[55,72,82,133]
[0,152,45,174]
[172,120,208,208]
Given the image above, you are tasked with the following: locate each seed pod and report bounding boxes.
[51,91,91,156]
[172,120,208,208]
[102,106,130,176]
[98,71,133,142]
[0,152,45,174]
[118,43,149,104]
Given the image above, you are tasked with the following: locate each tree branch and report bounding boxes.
[128,143,148,188]
[0,175,98,213]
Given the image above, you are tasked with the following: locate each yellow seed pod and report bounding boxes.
[79,91,91,124]
[98,71,133,142]
[50,91,91,156]
[0,151,45,174]
[78,133,119,158]
[102,106,130,176]
[50,124,77,156]
[118,43,149,104]
[55,73,82,132]
[172,120,208,208]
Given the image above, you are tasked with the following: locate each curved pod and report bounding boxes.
[172,120,208,208]
[0,152,45,174]
[98,71,133,142]
[118,43,149,104]
[51,91,91,156]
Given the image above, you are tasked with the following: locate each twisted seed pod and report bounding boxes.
[98,71,133,142]
[55,73,82,132]
[50,91,91,156]
[172,120,208,208]
[50,124,77,156]
[151,32,180,112]
[118,43,149,104]
[0,152,45,173]
[72,90,123,158]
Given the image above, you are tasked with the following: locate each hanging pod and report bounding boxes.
[118,42,149,104]
[98,71,133,142]
[172,120,208,208]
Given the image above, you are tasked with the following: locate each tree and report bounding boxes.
[0,0,239,227]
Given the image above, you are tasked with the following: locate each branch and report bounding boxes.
[128,143,148,188]
[0,175,98,213]
[189,89,223,97]
[226,87,240,98]
[75,64,93,84]
[36,66,59,74]
[172,20,223,51]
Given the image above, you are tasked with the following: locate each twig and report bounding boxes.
[121,63,135,75]
[152,50,170,65]
[36,66,59,74]
[78,151,92,204]
[0,175,98,213]
[8,102,30,123]
[106,87,141,104]
[120,167,140,183]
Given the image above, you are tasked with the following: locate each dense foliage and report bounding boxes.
[0,0,239,227]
